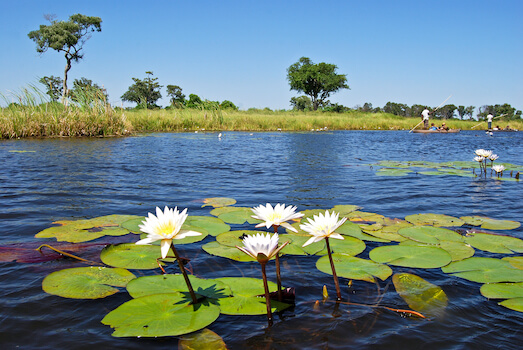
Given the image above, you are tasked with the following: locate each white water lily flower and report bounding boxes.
[492,165,505,174]
[300,210,347,247]
[489,154,499,161]
[251,203,304,232]
[136,206,201,259]
[474,156,483,163]
[475,149,492,158]
[237,232,288,263]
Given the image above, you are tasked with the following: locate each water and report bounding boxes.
[1,131,522,349]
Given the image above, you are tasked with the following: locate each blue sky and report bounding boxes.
[1,0,522,113]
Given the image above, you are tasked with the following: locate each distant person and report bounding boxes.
[493,125,500,131]
[439,122,449,131]
[421,108,431,129]
[505,125,512,131]
[487,113,494,130]
[429,123,438,131]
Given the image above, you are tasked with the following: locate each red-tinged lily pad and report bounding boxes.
[392,273,448,317]
[202,197,237,208]
[42,266,136,299]
[35,215,141,243]
[179,329,228,350]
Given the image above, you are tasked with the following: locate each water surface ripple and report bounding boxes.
[0,131,522,349]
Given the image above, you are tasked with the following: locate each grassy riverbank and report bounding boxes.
[1,105,522,139]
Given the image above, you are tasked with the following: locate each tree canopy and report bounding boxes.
[166,85,185,107]
[39,75,63,102]
[121,71,162,109]
[287,57,349,110]
[28,14,102,103]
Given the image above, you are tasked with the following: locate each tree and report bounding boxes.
[69,77,108,105]
[121,71,162,109]
[383,102,408,116]
[287,57,349,110]
[290,96,312,111]
[28,14,102,103]
[39,75,63,102]
[220,100,238,110]
[434,104,457,119]
[457,105,475,120]
[186,94,202,108]
[166,85,185,107]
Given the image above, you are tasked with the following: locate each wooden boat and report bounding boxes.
[412,129,461,133]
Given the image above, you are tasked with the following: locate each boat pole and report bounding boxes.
[471,114,506,129]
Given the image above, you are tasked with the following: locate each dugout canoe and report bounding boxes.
[411,129,461,133]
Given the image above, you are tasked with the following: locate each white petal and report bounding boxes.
[303,235,322,247]
[135,237,157,245]
[160,239,171,259]
[281,222,297,232]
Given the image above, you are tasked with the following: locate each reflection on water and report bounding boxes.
[0,131,522,349]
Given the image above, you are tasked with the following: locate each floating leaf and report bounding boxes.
[278,234,325,256]
[442,257,523,283]
[480,282,523,299]
[42,267,135,299]
[101,294,220,337]
[369,245,452,268]
[317,236,366,256]
[499,298,523,312]
[216,230,259,248]
[202,197,237,208]
[397,226,463,244]
[503,256,523,270]
[464,232,523,254]
[400,240,474,262]
[100,243,171,270]
[316,254,392,283]
[331,204,362,216]
[35,215,140,243]
[347,211,386,223]
[460,216,521,230]
[405,213,464,227]
[201,241,254,262]
[185,216,230,236]
[376,168,412,176]
[126,274,231,299]
[392,273,448,317]
[179,328,228,350]
[210,207,259,224]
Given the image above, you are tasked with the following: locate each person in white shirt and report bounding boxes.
[421,109,431,129]
[487,113,494,130]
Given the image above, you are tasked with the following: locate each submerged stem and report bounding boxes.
[171,243,198,304]
[260,262,273,326]
[325,238,342,301]
[273,224,283,302]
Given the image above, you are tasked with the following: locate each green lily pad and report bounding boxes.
[202,197,237,208]
[361,223,409,242]
[347,211,386,223]
[442,257,523,283]
[42,266,135,299]
[35,215,140,243]
[405,213,464,227]
[464,232,523,254]
[399,240,475,262]
[101,293,220,337]
[216,230,260,248]
[503,257,523,270]
[392,273,448,317]
[179,329,227,350]
[278,234,325,256]
[331,204,362,216]
[215,277,279,296]
[185,216,230,236]
[201,241,254,262]
[100,243,177,270]
[397,226,463,244]
[480,282,523,299]
[376,168,412,176]
[317,236,366,256]
[499,298,523,312]
[460,216,521,230]
[210,207,260,225]
[316,254,392,283]
[126,274,231,299]
[369,245,452,268]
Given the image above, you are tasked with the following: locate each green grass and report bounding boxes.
[1,88,522,138]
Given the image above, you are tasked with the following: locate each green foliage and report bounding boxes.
[166,84,185,107]
[28,14,102,101]
[121,71,162,109]
[478,103,522,120]
[220,100,238,110]
[287,57,349,110]
[39,75,63,102]
[186,94,202,108]
[457,105,475,120]
[290,95,312,111]
[434,104,457,119]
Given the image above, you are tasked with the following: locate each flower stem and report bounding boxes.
[171,243,198,304]
[260,262,273,326]
[273,225,283,302]
[325,237,342,301]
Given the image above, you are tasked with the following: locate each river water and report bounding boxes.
[1,130,522,349]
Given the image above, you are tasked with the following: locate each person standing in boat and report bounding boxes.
[421,108,431,129]
[487,113,494,131]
